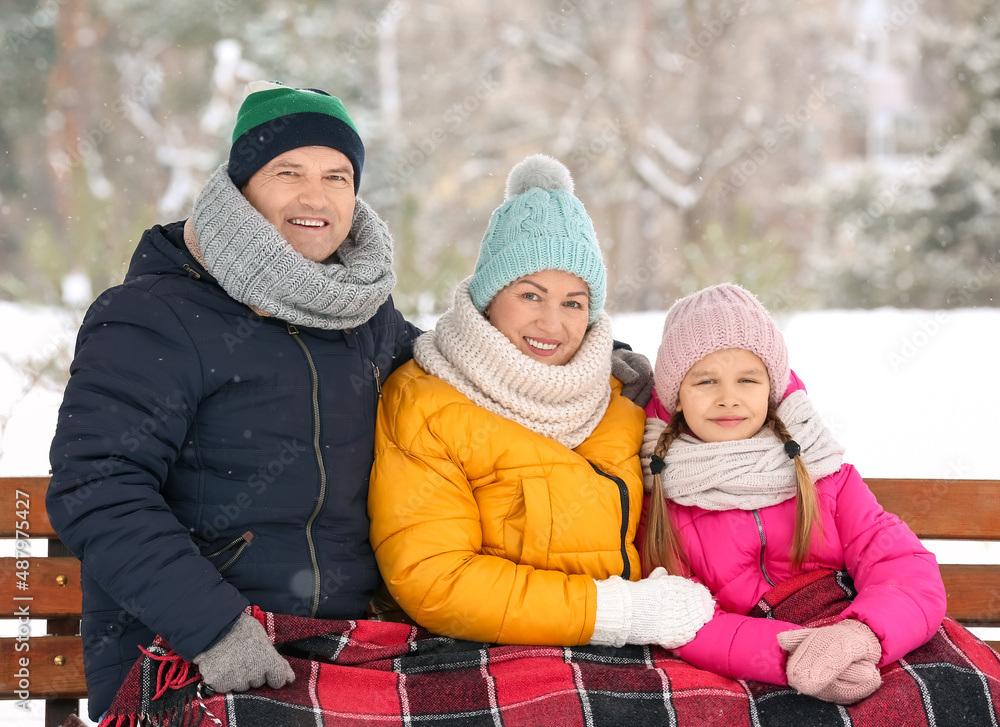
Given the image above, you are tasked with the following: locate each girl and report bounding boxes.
[641,283,947,704]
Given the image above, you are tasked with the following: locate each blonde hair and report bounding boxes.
[642,408,821,576]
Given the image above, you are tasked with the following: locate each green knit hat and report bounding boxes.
[469,154,607,325]
[228,81,365,193]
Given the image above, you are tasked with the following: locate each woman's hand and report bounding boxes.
[591,567,715,648]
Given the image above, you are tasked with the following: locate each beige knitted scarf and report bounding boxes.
[414,278,613,449]
[640,390,845,510]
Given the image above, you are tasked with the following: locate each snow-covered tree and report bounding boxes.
[807,0,1000,308]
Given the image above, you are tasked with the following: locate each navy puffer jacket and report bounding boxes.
[47,220,418,718]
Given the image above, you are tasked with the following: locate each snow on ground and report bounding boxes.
[2,301,998,725]
[4,302,998,481]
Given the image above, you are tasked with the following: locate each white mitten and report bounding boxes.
[591,567,714,648]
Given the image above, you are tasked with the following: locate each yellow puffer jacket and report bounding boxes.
[369,359,645,646]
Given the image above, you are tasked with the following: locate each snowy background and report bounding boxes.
[2,300,998,726]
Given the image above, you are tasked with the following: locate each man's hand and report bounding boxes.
[611,347,654,407]
[194,613,295,693]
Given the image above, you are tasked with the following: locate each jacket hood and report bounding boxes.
[124,219,217,285]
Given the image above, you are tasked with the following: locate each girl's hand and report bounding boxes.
[777,619,881,704]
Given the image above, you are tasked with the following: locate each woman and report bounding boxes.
[369,155,714,648]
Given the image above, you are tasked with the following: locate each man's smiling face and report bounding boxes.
[242,145,356,262]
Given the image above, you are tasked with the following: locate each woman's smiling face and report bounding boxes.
[485,269,590,366]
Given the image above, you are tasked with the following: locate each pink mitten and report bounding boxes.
[777,619,882,705]
[814,658,882,704]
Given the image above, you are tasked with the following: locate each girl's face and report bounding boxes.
[485,269,590,366]
[676,348,770,442]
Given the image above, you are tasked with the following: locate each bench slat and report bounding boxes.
[0,635,87,699]
[867,478,1000,540]
[0,477,56,539]
[0,557,82,617]
[940,564,1000,625]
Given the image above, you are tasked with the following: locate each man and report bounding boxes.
[46,81,419,719]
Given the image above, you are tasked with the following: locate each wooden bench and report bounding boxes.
[2,476,998,726]
[1,477,86,727]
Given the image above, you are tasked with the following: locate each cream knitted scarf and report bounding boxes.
[190,163,396,330]
[414,279,613,449]
[641,390,845,510]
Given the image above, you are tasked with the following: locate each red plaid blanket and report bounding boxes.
[98,570,1000,727]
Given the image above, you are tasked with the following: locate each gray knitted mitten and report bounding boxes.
[591,567,715,649]
[193,613,295,693]
[610,348,654,408]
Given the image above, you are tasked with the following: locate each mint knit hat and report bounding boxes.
[469,154,607,325]
[654,283,790,415]
[228,81,365,193]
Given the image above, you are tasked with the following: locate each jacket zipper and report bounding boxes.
[288,322,329,617]
[753,510,776,587]
[589,463,631,579]
[372,361,381,402]
[206,530,255,573]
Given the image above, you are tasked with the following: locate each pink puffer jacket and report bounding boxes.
[641,376,947,685]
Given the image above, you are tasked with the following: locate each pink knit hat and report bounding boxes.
[654,283,790,415]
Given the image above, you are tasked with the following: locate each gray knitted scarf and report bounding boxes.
[640,390,845,511]
[190,163,396,330]
[414,279,613,450]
